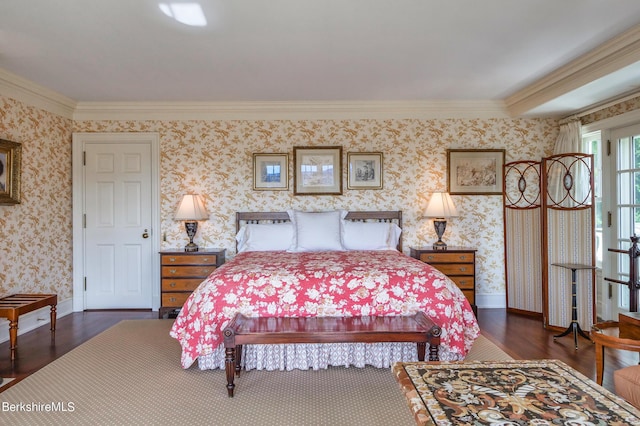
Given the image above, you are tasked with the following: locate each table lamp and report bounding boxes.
[174,194,209,252]
[425,192,458,250]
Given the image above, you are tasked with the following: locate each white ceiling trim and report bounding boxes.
[0,68,76,119]
[72,100,510,121]
[505,24,640,117]
[0,67,514,121]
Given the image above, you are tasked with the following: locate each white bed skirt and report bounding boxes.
[197,342,460,371]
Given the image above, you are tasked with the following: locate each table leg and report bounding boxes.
[225,346,236,397]
[51,305,57,339]
[595,342,605,385]
[553,268,592,350]
[9,318,18,361]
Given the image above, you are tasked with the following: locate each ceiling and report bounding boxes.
[2,0,640,117]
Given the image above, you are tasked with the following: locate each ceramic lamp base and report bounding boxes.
[184,221,199,252]
[432,218,448,250]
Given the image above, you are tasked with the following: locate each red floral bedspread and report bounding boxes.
[170,250,479,369]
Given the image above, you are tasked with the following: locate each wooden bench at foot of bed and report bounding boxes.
[222,312,442,397]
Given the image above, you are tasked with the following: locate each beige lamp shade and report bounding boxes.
[425,192,457,250]
[174,194,209,220]
[175,194,209,252]
[424,192,458,219]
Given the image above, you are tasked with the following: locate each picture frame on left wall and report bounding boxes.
[0,139,21,205]
[253,153,289,190]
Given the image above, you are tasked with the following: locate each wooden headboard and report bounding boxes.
[236,211,403,252]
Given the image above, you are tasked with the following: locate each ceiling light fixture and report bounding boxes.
[159,2,207,27]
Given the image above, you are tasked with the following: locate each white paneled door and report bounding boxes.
[74,134,159,310]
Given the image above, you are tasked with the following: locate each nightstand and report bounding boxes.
[410,246,477,314]
[159,248,225,319]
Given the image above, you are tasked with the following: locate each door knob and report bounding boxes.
[142,229,149,239]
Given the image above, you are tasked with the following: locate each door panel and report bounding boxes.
[84,142,152,309]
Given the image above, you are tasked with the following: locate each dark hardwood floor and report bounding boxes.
[0,308,637,393]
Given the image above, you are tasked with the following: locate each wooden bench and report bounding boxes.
[222,312,441,397]
[0,294,57,360]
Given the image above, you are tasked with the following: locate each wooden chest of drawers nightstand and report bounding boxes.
[159,248,225,319]
[410,247,477,314]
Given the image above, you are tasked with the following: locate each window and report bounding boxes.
[582,131,603,268]
[583,116,640,319]
[612,124,640,311]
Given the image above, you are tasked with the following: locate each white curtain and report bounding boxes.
[553,120,582,155]
[549,119,587,208]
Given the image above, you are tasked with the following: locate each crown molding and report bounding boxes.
[0,67,513,121]
[72,100,510,121]
[0,68,76,119]
[505,24,640,117]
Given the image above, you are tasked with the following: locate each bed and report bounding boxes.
[170,210,479,371]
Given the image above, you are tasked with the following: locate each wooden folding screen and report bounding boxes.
[504,154,595,330]
[503,160,543,316]
[541,153,596,330]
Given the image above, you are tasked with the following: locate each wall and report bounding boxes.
[0,90,563,308]
[74,118,558,306]
[0,95,74,300]
[581,95,640,125]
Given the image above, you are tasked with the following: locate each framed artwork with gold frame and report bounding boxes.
[0,139,21,205]
[447,149,505,195]
[347,152,383,190]
[293,146,343,195]
[253,153,289,190]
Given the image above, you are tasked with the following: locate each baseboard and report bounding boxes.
[476,293,506,309]
[0,298,73,344]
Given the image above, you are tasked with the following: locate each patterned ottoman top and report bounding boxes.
[392,359,640,425]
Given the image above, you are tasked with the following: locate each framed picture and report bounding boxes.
[293,146,342,195]
[0,139,21,205]
[347,152,383,190]
[253,153,288,190]
[447,149,505,195]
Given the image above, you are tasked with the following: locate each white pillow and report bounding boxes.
[342,221,401,250]
[389,223,402,250]
[287,210,346,252]
[236,223,295,252]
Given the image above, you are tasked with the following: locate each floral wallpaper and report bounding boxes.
[0,89,573,306]
[0,96,73,299]
[2,80,640,310]
[74,118,558,300]
[581,95,640,125]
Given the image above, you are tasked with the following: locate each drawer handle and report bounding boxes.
[426,255,435,261]
[459,255,468,261]
[459,280,468,285]
[169,269,177,274]
[459,267,467,272]
[169,257,176,262]
[169,297,177,303]
[202,257,210,262]
[169,282,177,288]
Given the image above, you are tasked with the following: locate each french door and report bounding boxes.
[609,123,640,317]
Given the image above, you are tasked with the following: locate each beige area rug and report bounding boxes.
[0,320,512,426]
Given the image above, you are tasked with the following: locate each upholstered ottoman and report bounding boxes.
[614,365,640,409]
